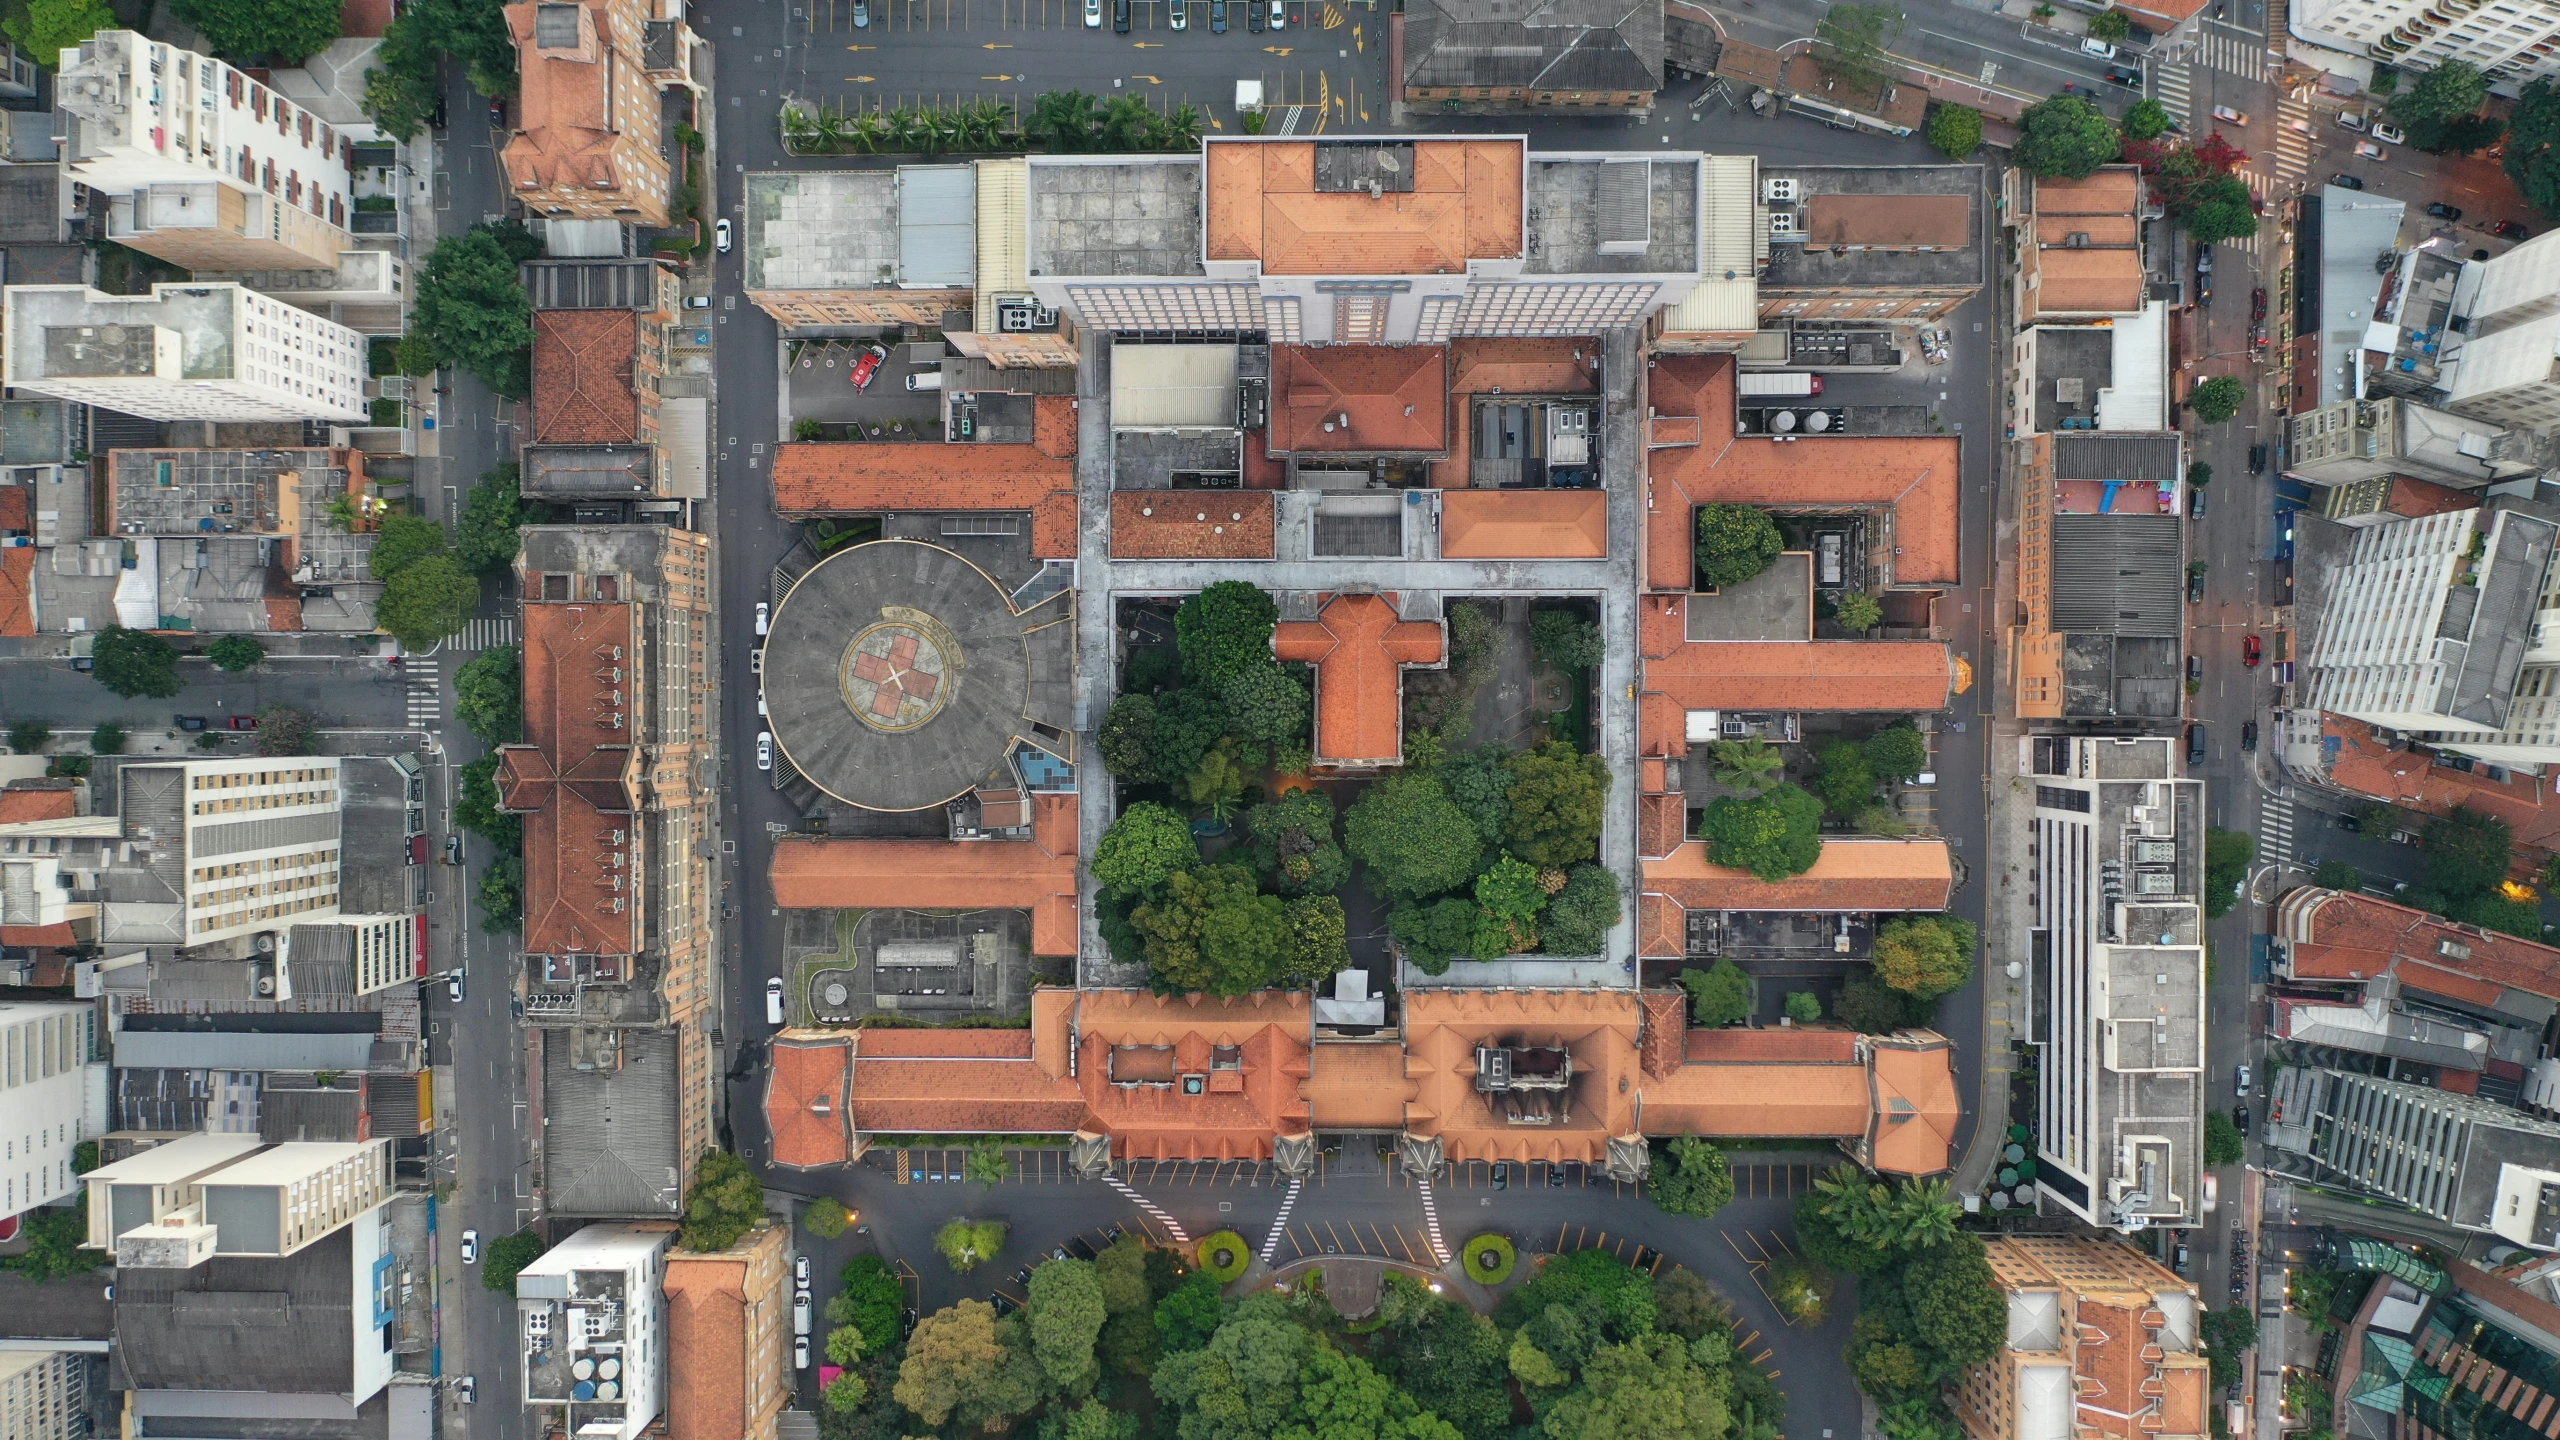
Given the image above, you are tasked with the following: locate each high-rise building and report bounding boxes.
[2266,1067,2560,1247]
[0,284,367,423]
[0,1350,89,1440]
[56,32,355,271]
[0,1001,103,1229]
[517,1223,672,1440]
[1952,1237,2209,1440]
[2023,735,2208,1231]
[2293,0,2560,92]
[2287,397,2557,491]
[120,758,347,944]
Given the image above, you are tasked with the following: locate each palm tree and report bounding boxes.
[1159,102,1204,153]
[966,98,1016,150]
[1026,89,1098,152]
[813,108,857,154]
[1810,1164,1897,1247]
[1888,1178,1961,1251]
[1708,738,1784,793]
[1100,94,1153,153]
[846,111,888,155]
[780,101,823,152]
[883,105,924,153]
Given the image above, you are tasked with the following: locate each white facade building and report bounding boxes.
[517,1223,670,1440]
[2300,505,2560,749]
[2024,735,2206,1232]
[56,32,354,271]
[0,1001,104,1228]
[2434,230,2560,430]
[2293,0,2560,90]
[0,284,366,423]
[114,757,347,943]
[0,1350,88,1440]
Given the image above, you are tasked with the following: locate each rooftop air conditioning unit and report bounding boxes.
[1769,209,1801,236]
[997,301,1037,332]
[1763,177,1800,202]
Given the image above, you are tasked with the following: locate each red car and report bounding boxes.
[2250,287,2268,322]
[2243,635,2262,667]
[848,343,888,390]
[229,715,259,730]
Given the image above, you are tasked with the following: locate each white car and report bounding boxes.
[757,731,773,771]
[755,601,770,636]
[2211,104,2248,125]
[794,1334,811,1369]
[447,969,465,1002]
[1269,0,1284,28]
[1085,0,1101,24]
[2356,139,2388,159]
[2370,122,2406,144]
[459,1377,477,1405]
[2079,36,2116,58]
[794,1254,811,1289]
[460,1229,480,1264]
[714,218,733,253]
[767,976,785,1026]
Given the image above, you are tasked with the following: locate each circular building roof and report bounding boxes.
[763,540,1065,812]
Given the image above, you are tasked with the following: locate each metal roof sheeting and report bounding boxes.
[976,157,1030,302]
[660,397,706,499]
[899,165,977,291]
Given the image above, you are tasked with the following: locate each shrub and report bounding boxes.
[1834,591,1884,631]
[481,1229,548,1291]
[253,705,316,758]
[206,635,266,671]
[5,720,47,754]
[1766,1256,1835,1324]
[1785,991,1823,1024]
[1926,103,1983,160]
[1195,1230,1250,1282]
[935,1219,1007,1273]
[88,722,126,755]
[1461,1233,1517,1284]
[793,418,825,440]
[804,1197,851,1238]
[1682,959,1752,1026]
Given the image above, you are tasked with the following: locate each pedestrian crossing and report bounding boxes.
[406,677,442,731]
[1259,1179,1303,1266]
[453,614,518,653]
[2270,97,2314,191]
[1414,1175,1448,1264]
[2260,794,2297,868]
[2192,24,2272,80]
[1104,1173,1189,1243]
[2153,60,2194,131]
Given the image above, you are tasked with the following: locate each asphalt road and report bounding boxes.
[1706,0,2142,118]
[0,654,411,732]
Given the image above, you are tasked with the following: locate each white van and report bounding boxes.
[793,1296,812,1337]
[904,369,944,392]
[766,977,785,1026]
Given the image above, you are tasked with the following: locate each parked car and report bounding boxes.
[461,1230,480,1264]
[2244,635,2262,667]
[2187,654,2204,683]
[990,1293,1020,1317]
[2187,724,2208,763]
[2336,110,2367,131]
[2249,442,2269,472]
[715,218,733,253]
[2494,219,2535,240]
[1114,0,1130,30]
[2174,1242,2192,1274]
[175,715,207,731]
[1269,0,1284,28]
[448,969,465,1002]
[2371,122,2406,144]
[2081,36,2117,58]
[757,732,773,770]
[755,601,770,636]
[2106,63,2141,85]
[1248,0,1262,28]
[2233,1105,2251,1132]
[852,0,869,22]
[229,715,259,730]
[1066,1236,1099,1261]
[795,1254,811,1289]
[2235,1064,2252,1097]
[2355,139,2388,160]
[2189,486,2208,519]
[2241,720,2259,751]
[459,1377,477,1405]
[1086,0,1101,24]
[766,977,785,1026]
[1209,0,1226,29]
[2428,201,2465,220]
[686,294,711,308]
[794,1334,811,1369]
[445,833,464,865]
[2329,172,2366,190]
[849,343,888,390]
[2194,242,2214,274]
[2188,569,2206,603]
[1168,0,1185,27]
[2211,104,2249,125]
[488,97,507,127]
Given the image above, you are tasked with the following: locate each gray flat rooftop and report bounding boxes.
[745,171,901,293]
[2051,512,2182,638]
[2062,634,2181,719]
[2034,327,2117,434]
[1686,551,1810,642]
[1525,156,1699,276]
[1759,166,1984,297]
[1026,157,1205,279]
[2052,433,2181,484]
[108,447,346,535]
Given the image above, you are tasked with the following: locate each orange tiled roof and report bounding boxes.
[2033,248,2147,316]
[1638,792,1685,861]
[1110,491,1277,560]
[501,0,625,195]
[1304,1040,1415,1129]
[2378,476,2481,519]
[1438,490,1608,559]
[1638,892,1686,961]
[1403,988,1644,1166]
[1204,138,1525,276]
[766,1033,852,1169]
[1684,1027,1860,1063]
[1274,594,1444,768]
[2283,885,2560,1008]
[851,1042,1087,1136]
[768,795,1079,955]
[1450,337,1601,397]
[502,601,644,958]
[0,789,77,824]
[663,1230,784,1440]
[1645,838,1955,914]
[2323,713,2560,854]
[1641,626,1953,717]
[0,484,28,532]
[0,922,78,947]
[771,443,1078,559]
[0,547,32,638]
[1642,1058,1873,1144]
[1867,1033,1962,1175]
[1644,353,1960,590]
[1639,989,1687,1079]
[531,310,640,445]
[1803,194,1969,249]
[1268,345,1450,455]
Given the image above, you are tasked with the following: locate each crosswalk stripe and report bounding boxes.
[453,615,519,653]
[1104,1174,1189,1243]
[1414,1176,1448,1264]
[2153,61,2193,130]
[2260,797,2297,864]
[406,679,441,731]
[1259,1179,1303,1265]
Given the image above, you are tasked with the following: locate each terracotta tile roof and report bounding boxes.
[1110,491,1276,560]
[0,789,77,824]
[771,443,1079,559]
[501,0,626,194]
[1866,1032,1961,1175]
[1204,139,1525,276]
[1645,838,1955,914]
[851,1029,1040,1058]
[1033,395,1080,460]
[338,0,396,37]
[1268,345,1450,454]
[1438,490,1608,559]
[530,310,640,445]
[1641,1058,1873,1145]
[0,547,32,637]
[2036,168,2144,216]
[1640,989,1687,1079]
[0,922,78,947]
[2378,476,2480,519]
[1804,194,1970,248]
[662,1231,778,1440]
[765,1033,852,1169]
[1450,337,1601,397]
[1780,54,1929,128]
[1641,630,1954,716]
[768,795,1079,955]
[262,595,303,631]
[1273,594,1444,767]
[0,484,28,532]
[2322,713,2560,854]
[1076,991,1312,1161]
[850,1049,1087,1136]
[1684,1027,1861,1063]
[502,602,644,958]
[2035,215,2141,246]
[2281,885,2560,1007]
[1304,1040,1415,1129]
[1644,353,1961,590]
[1403,988,1643,1166]
[1638,892,1686,961]
[2033,248,2147,316]
[1638,792,1685,861]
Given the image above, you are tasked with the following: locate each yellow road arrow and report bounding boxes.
[982,40,1013,46]
[845,42,876,48]
[1133,72,1163,82]
[981,73,1018,79]
[1262,43,1291,52]
[848,73,876,80]
[1131,39,1163,45]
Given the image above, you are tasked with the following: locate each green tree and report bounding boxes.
[252,704,314,757]
[1154,1269,1226,1354]
[1926,104,1983,160]
[1345,774,1485,900]
[831,1255,906,1356]
[820,1372,868,1416]
[171,0,340,61]
[2389,58,2489,148]
[1811,1,1905,95]
[1812,739,1877,816]
[934,1219,1007,1272]
[2204,826,2255,918]
[1152,1294,1312,1439]
[2189,375,2246,424]
[1540,864,1622,955]
[1682,959,1753,1027]
[1863,724,1929,780]
[454,644,523,746]
[454,752,524,851]
[1438,744,1517,844]
[2017,94,2119,179]
[476,853,524,932]
[1903,1234,2007,1372]
[378,555,480,650]
[965,1138,1009,1191]
[2087,7,2130,38]
[1094,801,1201,897]
[1220,663,1310,747]
[2423,806,2515,902]
[1694,504,1784,589]
[1176,581,1280,691]
[206,635,267,671]
[4,720,45,754]
[1543,1331,1731,1440]
[1283,894,1351,985]
[826,1324,868,1368]
[1288,1346,1465,1440]
[897,1300,1041,1430]
[370,513,449,581]
[88,721,125,755]
[1097,693,1161,782]
[1530,609,1605,672]
[2312,859,2364,893]
[1505,741,1609,866]
[678,1150,765,1252]
[1708,738,1784,793]
[0,1209,95,1282]
[1785,992,1823,1023]
[1809,1164,1961,1257]
[1698,784,1823,880]
[1873,916,1977,999]
[2199,1305,2260,1387]
[2204,1110,2246,1166]
[2508,79,2560,219]
[1243,788,1346,896]
[1027,1258,1109,1395]
[1766,1256,1836,1326]
[1793,1194,1896,1276]
[804,1197,850,1239]
[2122,98,2173,141]
[92,625,183,699]
[1148,688,1229,785]
[1650,1135,1735,1219]
[2180,175,2262,243]
[1051,1400,1143,1440]
[455,462,529,575]
[480,1229,547,1292]
[1511,1330,1572,1389]
[1130,863,1293,995]
[2,0,116,68]
[1834,591,1885,631]
[413,224,536,398]
[1390,896,1482,974]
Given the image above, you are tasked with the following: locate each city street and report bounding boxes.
[0,654,412,731]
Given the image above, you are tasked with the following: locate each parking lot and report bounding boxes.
[788,339,945,431]
[802,0,1380,132]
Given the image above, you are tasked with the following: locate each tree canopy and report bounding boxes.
[1681,959,1752,1027]
[3,0,116,67]
[2421,806,2515,903]
[206,635,267,672]
[91,625,183,699]
[1698,784,1823,880]
[2189,375,2247,424]
[454,645,523,746]
[1872,916,1978,1000]
[1504,741,1610,866]
[1530,610,1605,672]
[1811,1,1904,96]
[1649,1136,1735,1219]
[677,1150,765,1252]
[455,462,530,574]
[1926,104,1983,160]
[1694,505,1785,589]
[378,554,481,651]
[1176,582,1280,691]
[1864,724,1929,779]
[1094,802,1201,897]
[2508,80,2560,220]
[1027,1258,1109,1396]
[2016,94,2119,179]
[479,1229,547,1292]
[370,513,449,581]
[1242,788,1347,896]
[2203,826,2255,918]
[1129,864,1294,995]
[172,0,340,62]
[2389,58,2491,149]
[1539,864,1622,955]
[1345,774,1485,900]
[413,222,536,398]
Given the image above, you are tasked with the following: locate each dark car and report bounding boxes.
[2249,442,2269,473]
[1210,0,1226,29]
[2330,173,2366,190]
[1248,0,1263,29]
[2189,486,2208,519]
[2106,63,2142,86]
[488,97,507,128]
[2428,201,2464,220]
[1113,0,1130,29]
[990,1293,1020,1318]
[1066,1236,1099,1261]
[2241,720,2259,751]
[2233,1106,2251,1132]
[2494,220,2534,240]
[1010,1266,1036,1287]
[2336,813,2363,832]
[2194,271,2213,305]
[2188,568,2207,603]
[2187,724,2208,764]
[175,715,208,731]
[2250,286,2268,321]
[2187,654,2204,683]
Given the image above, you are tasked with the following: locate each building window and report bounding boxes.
[2034,785,2091,813]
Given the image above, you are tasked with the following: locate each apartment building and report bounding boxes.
[662,1223,790,1440]
[1952,1237,2208,1440]
[2299,503,2559,757]
[1757,165,1987,324]
[2288,397,2555,490]
[56,31,354,271]
[2016,168,2150,323]
[2266,1067,2560,1247]
[522,258,696,515]
[2271,886,2560,1091]
[517,1223,672,1440]
[0,1350,88,1440]
[501,0,697,224]
[0,1001,103,1229]
[135,757,348,944]
[0,283,367,423]
[2293,0,2560,89]
[2023,735,2207,1231]
[83,1135,393,1261]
